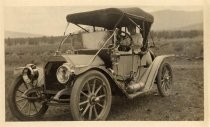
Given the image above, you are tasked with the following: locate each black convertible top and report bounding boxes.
[66,7,154,29]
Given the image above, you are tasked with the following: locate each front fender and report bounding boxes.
[74,66,129,96]
[14,67,25,76]
[13,65,44,85]
[74,65,111,77]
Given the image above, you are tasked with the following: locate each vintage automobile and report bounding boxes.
[8,7,173,121]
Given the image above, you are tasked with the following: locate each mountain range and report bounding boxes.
[5,9,203,38]
[151,10,203,31]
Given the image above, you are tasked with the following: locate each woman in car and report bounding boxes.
[121,24,153,66]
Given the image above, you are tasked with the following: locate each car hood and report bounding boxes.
[47,54,105,67]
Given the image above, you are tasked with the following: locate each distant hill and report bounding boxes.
[151,10,203,31]
[177,23,203,31]
[5,31,44,38]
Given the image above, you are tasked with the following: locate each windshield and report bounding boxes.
[79,30,112,49]
[58,24,113,53]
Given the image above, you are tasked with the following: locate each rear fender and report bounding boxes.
[140,54,174,91]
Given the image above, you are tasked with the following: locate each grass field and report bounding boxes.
[5,36,204,121]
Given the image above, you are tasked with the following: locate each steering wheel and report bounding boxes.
[116,31,133,51]
[117,31,133,47]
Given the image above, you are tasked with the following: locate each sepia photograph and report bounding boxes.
[4,4,204,122]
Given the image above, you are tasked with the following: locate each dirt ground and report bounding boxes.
[5,57,204,121]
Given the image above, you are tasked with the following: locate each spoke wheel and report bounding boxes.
[8,76,48,121]
[157,62,173,96]
[70,70,112,121]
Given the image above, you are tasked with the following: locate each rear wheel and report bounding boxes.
[157,62,173,96]
[70,70,112,120]
[8,76,48,121]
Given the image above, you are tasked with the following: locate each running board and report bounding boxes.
[127,90,149,99]
[47,101,69,107]
[53,87,70,102]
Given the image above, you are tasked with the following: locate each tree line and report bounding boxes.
[5,30,203,46]
[150,30,203,39]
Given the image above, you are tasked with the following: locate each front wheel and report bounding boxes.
[8,76,48,121]
[70,70,112,120]
[157,62,173,96]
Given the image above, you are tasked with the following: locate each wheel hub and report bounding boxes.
[89,95,100,105]
[163,76,170,81]
[163,74,171,89]
[21,88,43,101]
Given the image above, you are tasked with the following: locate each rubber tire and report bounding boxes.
[8,76,48,121]
[157,62,173,97]
[70,70,112,121]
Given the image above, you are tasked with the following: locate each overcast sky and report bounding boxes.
[4,6,202,36]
